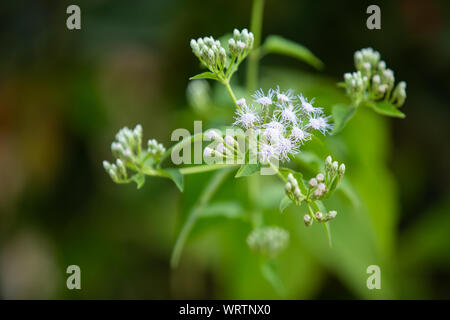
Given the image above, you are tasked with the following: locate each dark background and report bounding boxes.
[0,0,449,299]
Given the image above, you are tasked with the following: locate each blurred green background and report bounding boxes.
[0,0,449,299]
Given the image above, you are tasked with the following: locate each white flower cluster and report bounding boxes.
[344,47,406,107]
[233,87,332,164]
[103,124,166,183]
[190,28,254,81]
[247,226,289,258]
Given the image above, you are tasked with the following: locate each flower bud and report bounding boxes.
[328,210,337,219]
[304,214,312,227]
[339,163,346,176]
[203,147,213,158]
[236,40,246,54]
[103,160,111,171]
[309,178,318,187]
[293,187,301,199]
[316,173,324,182]
[315,212,323,221]
[190,39,200,56]
[108,168,119,183]
[216,143,226,154]
[205,129,222,141]
[287,173,294,182]
[224,135,236,146]
[233,28,240,40]
[285,182,292,194]
[332,161,338,171]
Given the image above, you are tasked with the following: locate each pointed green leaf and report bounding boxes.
[367,100,406,118]
[332,103,356,134]
[131,173,145,189]
[189,72,219,81]
[261,262,285,297]
[159,168,184,192]
[262,35,324,70]
[279,196,293,213]
[235,163,261,178]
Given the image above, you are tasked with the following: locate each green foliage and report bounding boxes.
[262,35,324,70]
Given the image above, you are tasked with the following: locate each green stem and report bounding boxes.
[224,80,238,107]
[246,0,265,91]
[268,162,287,183]
[179,163,239,175]
[170,167,234,268]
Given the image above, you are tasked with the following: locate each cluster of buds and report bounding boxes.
[303,210,337,227]
[247,226,289,258]
[307,155,345,201]
[190,28,254,82]
[203,130,243,164]
[343,47,407,107]
[228,28,254,58]
[284,173,304,204]
[103,124,166,183]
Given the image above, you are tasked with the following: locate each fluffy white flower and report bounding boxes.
[299,95,322,115]
[275,87,295,104]
[262,120,284,143]
[233,104,260,129]
[236,98,247,107]
[307,115,333,134]
[290,126,311,143]
[252,88,274,108]
[275,136,298,161]
[275,103,300,125]
[258,142,278,164]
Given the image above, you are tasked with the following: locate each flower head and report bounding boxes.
[299,95,322,115]
[233,104,260,129]
[275,87,295,104]
[290,126,311,144]
[274,103,300,125]
[252,88,274,108]
[307,114,333,134]
[275,136,298,161]
[258,141,278,164]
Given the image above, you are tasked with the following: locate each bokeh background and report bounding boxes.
[0,0,449,299]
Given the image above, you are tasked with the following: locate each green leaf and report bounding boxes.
[279,196,293,213]
[262,35,324,70]
[332,103,356,134]
[367,100,406,118]
[189,72,219,81]
[131,173,145,189]
[159,168,184,192]
[260,262,285,297]
[197,201,244,219]
[235,163,261,178]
